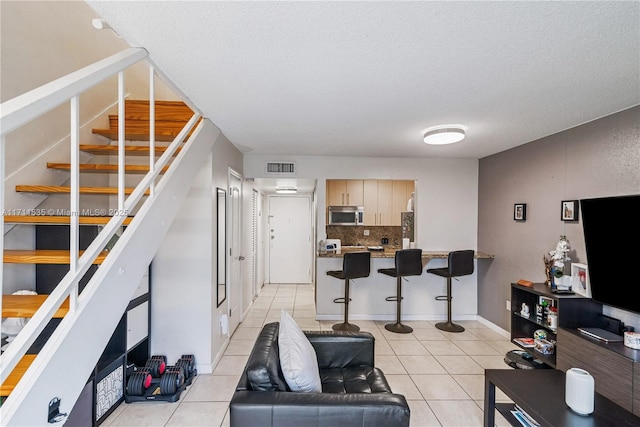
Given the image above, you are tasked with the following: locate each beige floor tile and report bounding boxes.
[427,399,483,426]
[454,340,501,356]
[435,355,484,375]
[107,401,177,426]
[293,309,316,318]
[375,337,395,355]
[224,339,255,355]
[412,374,470,400]
[486,339,519,355]
[239,316,267,327]
[230,327,261,341]
[451,374,485,400]
[245,308,268,318]
[408,400,442,426]
[399,355,447,375]
[213,355,249,375]
[421,340,465,356]
[471,355,512,370]
[412,328,450,340]
[165,401,229,426]
[381,329,419,341]
[376,355,409,374]
[385,374,423,400]
[442,329,480,341]
[471,328,508,341]
[392,340,429,356]
[183,374,239,402]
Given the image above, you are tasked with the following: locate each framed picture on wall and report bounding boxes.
[571,263,591,297]
[514,203,526,221]
[561,200,579,221]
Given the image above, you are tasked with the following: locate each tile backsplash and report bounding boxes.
[326,225,402,247]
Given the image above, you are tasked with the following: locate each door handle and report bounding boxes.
[239,255,246,260]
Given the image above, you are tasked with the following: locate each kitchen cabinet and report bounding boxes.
[363,180,413,226]
[391,180,414,226]
[327,180,363,206]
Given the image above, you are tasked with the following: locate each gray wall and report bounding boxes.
[478,106,640,330]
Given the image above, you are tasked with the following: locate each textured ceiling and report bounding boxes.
[88,1,639,160]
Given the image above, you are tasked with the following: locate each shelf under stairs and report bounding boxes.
[1,99,194,401]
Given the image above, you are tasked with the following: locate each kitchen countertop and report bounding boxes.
[317,246,494,259]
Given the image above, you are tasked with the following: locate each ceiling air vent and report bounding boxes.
[265,161,296,175]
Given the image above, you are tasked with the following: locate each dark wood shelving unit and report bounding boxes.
[510,282,602,368]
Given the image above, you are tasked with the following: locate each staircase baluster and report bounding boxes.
[118,71,125,212]
[149,65,156,197]
[69,96,80,312]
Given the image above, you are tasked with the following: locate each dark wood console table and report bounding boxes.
[484,369,640,426]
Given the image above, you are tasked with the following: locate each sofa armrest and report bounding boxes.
[230,390,409,427]
[304,331,374,369]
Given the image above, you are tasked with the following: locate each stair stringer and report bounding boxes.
[1,118,221,426]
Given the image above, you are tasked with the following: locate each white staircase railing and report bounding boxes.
[0,47,218,425]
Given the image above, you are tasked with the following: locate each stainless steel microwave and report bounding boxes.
[328,206,364,225]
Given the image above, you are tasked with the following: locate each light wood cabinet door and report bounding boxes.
[327,180,347,206]
[363,180,378,225]
[327,180,364,206]
[346,180,364,206]
[377,180,393,225]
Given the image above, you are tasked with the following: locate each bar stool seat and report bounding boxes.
[327,251,371,332]
[427,249,475,333]
[378,249,423,333]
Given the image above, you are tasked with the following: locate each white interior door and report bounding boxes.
[268,195,312,284]
[228,169,243,335]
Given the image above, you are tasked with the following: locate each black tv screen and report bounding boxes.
[580,194,640,314]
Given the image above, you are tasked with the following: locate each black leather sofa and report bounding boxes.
[230,322,410,427]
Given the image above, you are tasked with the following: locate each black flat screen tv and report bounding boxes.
[580,194,640,314]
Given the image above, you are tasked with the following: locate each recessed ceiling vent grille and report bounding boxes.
[265,161,296,175]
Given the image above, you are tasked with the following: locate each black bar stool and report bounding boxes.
[378,249,423,334]
[327,251,371,332]
[427,249,475,333]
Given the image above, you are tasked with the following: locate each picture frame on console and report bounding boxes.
[571,263,591,297]
[561,200,579,221]
[514,203,526,221]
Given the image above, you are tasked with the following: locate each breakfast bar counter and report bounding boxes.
[316,248,494,323]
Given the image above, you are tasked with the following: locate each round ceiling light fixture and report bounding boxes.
[423,125,466,145]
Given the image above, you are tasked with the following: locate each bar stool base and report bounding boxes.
[435,321,465,333]
[385,322,413,334]
[332,322,360,332]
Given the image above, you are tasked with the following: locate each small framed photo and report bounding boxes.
[514,203,526,221]
[571,263,591,297]
[539,296,554,308]
[561,200,579,221]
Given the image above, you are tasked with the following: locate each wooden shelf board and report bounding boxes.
[3,249,108,264]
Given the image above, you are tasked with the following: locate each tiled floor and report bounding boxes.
[104,283,517,426]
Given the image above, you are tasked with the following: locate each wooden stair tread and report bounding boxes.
[4,215,133,225]
[118,100,193,121]
[3,249,108,264]
[15,185,150,195]
[92,129,185,142]
[1,355,37,397]
[2,295,69,318]
[79,144,179,156]
[47,163,168,174]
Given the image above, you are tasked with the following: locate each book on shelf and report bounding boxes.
[512,404,540,427]
[513,337,535,347]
